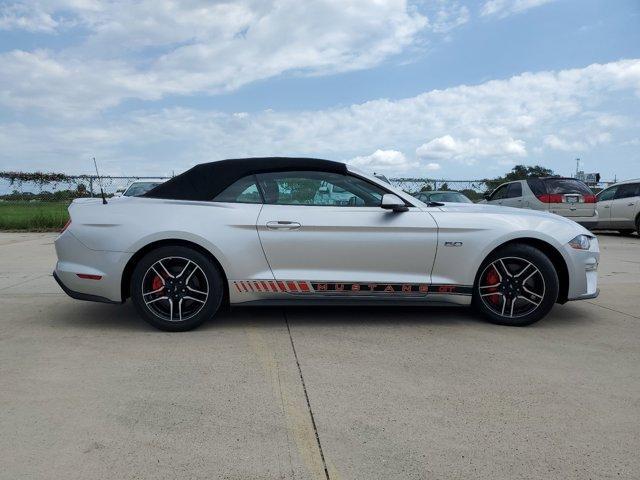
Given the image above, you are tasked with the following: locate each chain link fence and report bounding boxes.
[0,173,613,203]
[0,171,618,230]
[389,178,490,202]
[0,175,170,202]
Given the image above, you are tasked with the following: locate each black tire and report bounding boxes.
[472,244,559,326]
[130,245,224,331]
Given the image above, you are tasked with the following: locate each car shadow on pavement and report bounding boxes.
[51,301,156,332]
[52,300,597,332]
[275,305,478,328]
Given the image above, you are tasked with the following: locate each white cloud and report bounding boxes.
[481,0,556,18]
[543,132,612,152]
[424,162,441,171]
[0,3,59,32]
[349,149,418,173]
[416,135,526,164]
[0,0,433,116]
[425,1,470,33]
[1,59,639,177]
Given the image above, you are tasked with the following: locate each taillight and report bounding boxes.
[76,273,102,280]
[537,194,563,203]
[583,195,596,203]
[61,219,72,233]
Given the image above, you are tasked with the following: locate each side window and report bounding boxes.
[614,183,640,200]
[597,186,617,202]
[213,175,263,203]
[490,184,509,201]
[256,171,386,207]
[526,178,545,196]
[507,182,522,198]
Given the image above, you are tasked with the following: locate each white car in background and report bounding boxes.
[115,179,166,197]
[53,157,599,331]
[413,191,473,204]
[595,179,640,234]
[482,177,598,228]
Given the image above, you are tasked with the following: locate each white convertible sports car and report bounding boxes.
[54,157,599,331]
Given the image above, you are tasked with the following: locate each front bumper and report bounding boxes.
[567,288,599,301]
[562,237,600,301]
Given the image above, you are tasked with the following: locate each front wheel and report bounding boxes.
[131,245,224,331]
[472,244,559,326]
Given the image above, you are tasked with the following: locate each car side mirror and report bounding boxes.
[381,193,408,212]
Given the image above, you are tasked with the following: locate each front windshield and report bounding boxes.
[124,182,162,196]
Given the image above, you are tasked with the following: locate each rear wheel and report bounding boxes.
[473,244,559,326]
[131,246,224,331]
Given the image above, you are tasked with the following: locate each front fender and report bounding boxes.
[429,209,583,286]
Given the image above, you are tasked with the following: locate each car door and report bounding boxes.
[610,183,640,228]
[256,170,438,287]
[596,186,618,228]
[486,184,510,206]
[501,182,523,208]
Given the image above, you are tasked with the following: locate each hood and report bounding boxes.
[435,202,592,234]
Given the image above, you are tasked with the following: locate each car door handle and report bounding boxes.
[628,202,635,206]
[603,205,610,208]
[266,221,301,230]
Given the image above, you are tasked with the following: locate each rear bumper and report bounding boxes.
[575,219,598,229]
[53,271,121,304]
[54,230,129,303]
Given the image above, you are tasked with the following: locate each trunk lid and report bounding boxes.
[536,178,596,217]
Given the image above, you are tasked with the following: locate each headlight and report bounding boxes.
[568,234,591,250]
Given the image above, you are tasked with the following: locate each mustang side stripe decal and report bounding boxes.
[232,281,473,296]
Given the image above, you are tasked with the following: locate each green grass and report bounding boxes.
[0,201,70,231]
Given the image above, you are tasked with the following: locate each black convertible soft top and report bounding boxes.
[144,157,347,201]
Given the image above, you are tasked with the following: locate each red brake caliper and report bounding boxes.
[485,268,500,305]
[152,275,164,293]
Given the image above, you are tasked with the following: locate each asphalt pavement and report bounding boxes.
[1,232,639,479]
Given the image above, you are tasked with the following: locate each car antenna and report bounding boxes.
[93,157,108,205]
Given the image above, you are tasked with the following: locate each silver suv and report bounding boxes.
[482,177,598,228]
[595,179,640,234]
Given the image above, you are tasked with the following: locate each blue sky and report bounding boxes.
[1,0,639,180]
